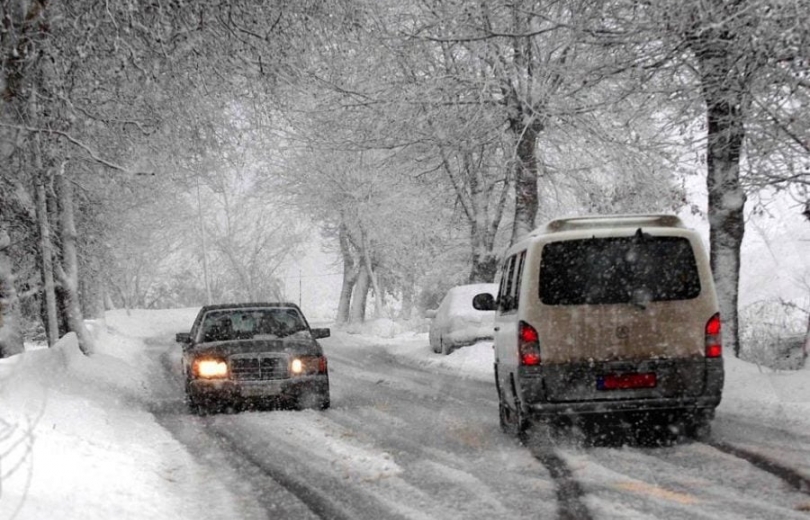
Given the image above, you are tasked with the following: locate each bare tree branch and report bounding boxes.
[0,123,154,175]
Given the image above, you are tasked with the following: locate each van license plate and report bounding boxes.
[598,372,657,390]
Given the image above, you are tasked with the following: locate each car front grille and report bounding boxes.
[230,354,289,381]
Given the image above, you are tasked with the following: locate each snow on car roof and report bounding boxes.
[446,283,498,311]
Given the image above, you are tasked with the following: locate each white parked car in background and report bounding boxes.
[426,283,499,355]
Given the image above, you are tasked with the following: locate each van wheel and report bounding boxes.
[441,337,451,356]
[499,397,527,438]
[684,415,711,441]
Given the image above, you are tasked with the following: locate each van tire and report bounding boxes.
[684,415,712,441]
[441,337,451,356]
[499,396,527,437]
[522,419,556,448]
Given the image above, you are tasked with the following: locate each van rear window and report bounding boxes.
[539,234,701,305]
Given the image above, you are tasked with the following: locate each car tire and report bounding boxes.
[431,336,440,354]
[188,396,208,415]
[185,379,202,415]
[441,337,451,356]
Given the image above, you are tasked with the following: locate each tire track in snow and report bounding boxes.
[151,341,345,520]
[524,437,594,520]
[706,439,810,495]
[154,340,413,520]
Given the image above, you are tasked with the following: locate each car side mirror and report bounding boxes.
[311,328,330,339]
[472,293,496,311]
[176,332,191,344]
[424,309,437,319]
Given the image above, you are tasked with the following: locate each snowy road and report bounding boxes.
[143,329,810,520]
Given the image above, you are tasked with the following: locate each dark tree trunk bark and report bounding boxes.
[510,124,540,245]
[80,268,105,320]
[469,227,499,283]
[705,101,746,358]
[36,180,59,346]
[54,170,94,355]
[349,265,370,324]
[0,227,24,358]
[692,29,747,358]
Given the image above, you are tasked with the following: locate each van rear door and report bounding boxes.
[535,233,709,401]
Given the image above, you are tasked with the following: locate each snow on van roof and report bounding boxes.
[531,214,686,237]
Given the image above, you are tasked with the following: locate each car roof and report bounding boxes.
[199,302,302,313]
[448,283,498,294]
[504,213,697,255]
[535,214,686,236]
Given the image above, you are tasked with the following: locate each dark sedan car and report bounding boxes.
[175,303,330,413]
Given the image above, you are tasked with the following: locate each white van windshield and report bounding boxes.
[539,234,701,305]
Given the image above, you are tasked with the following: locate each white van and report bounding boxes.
[476,214,724,438]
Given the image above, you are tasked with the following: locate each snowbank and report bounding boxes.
[0,312,239,520]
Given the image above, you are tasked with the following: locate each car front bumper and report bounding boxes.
[188,374,329,403]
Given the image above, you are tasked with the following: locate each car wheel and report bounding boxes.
[440,337,451,356]
[185,379,202,414]
[431,335,440,354]
[188,395,208,415]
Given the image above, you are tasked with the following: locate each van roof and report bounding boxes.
[530,214,686,237]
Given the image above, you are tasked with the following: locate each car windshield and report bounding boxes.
[200,308,307,342]
[539,235,701,305]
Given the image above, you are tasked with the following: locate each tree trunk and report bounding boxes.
[36,181,59,346]
[349,266,370,324]
[399,276,415,320]
[361,230,383,318]
[54,169,94,355]
[705,109,745,358]
[336,222,358,324]
[470,216,499,283]
[468,148,508,283]
[510,124,540,244]
[80,267,105,320]
[0,227,24,358]
[804,312,809,369]
[694,37,747,358]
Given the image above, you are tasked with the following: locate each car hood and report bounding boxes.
[188,337,322,358]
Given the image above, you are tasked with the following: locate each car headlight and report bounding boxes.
[290,356,327,376]
[291,358,304,374]
[193,358,229,379]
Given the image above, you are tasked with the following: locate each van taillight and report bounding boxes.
[519,321,541,366]
[705,313,722,358]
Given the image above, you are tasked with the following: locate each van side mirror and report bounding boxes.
[176,332,191,344]
[311,328,331,339]
[473,293,496,311]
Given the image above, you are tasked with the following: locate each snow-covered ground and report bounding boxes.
[1,309,808,519]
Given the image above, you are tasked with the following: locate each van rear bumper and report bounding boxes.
[525,395,721,419]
